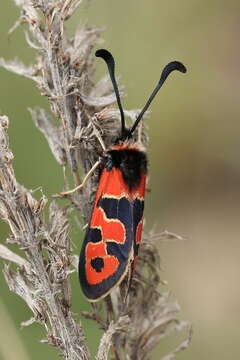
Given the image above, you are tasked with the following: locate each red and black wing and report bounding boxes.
[79,167,146,301]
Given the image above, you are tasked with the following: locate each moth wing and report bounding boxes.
[79,168,135,301]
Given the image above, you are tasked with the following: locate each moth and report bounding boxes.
[79,49,186,301]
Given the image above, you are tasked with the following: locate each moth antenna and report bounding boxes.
[95,49,126,138]
[129,61,187,136]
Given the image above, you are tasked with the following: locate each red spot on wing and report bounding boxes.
[86,255,119,285]
[96,168,129,198]
[95,168,146,201]
[136,218,143,245]
[91,207,125,243]
[85,242,107,259]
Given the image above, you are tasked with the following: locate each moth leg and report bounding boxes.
[54,159,101,197]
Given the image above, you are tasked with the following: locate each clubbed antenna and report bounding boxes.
[95,49,126,137]
[129,61,187,136]
[96,49,187,140]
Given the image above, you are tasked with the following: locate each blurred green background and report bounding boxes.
[1,0,240,359]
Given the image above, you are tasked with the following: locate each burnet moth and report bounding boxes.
[79,49,186,301]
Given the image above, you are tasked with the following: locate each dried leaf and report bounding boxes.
[0,244,31,273]
[0,58,39,81]
[96,316,130,360]
[29,108,67,165]
[160,326,193,360]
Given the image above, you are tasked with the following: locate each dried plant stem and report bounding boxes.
[0,116,90,360]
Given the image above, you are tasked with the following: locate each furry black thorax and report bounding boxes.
[103,148,147,190]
